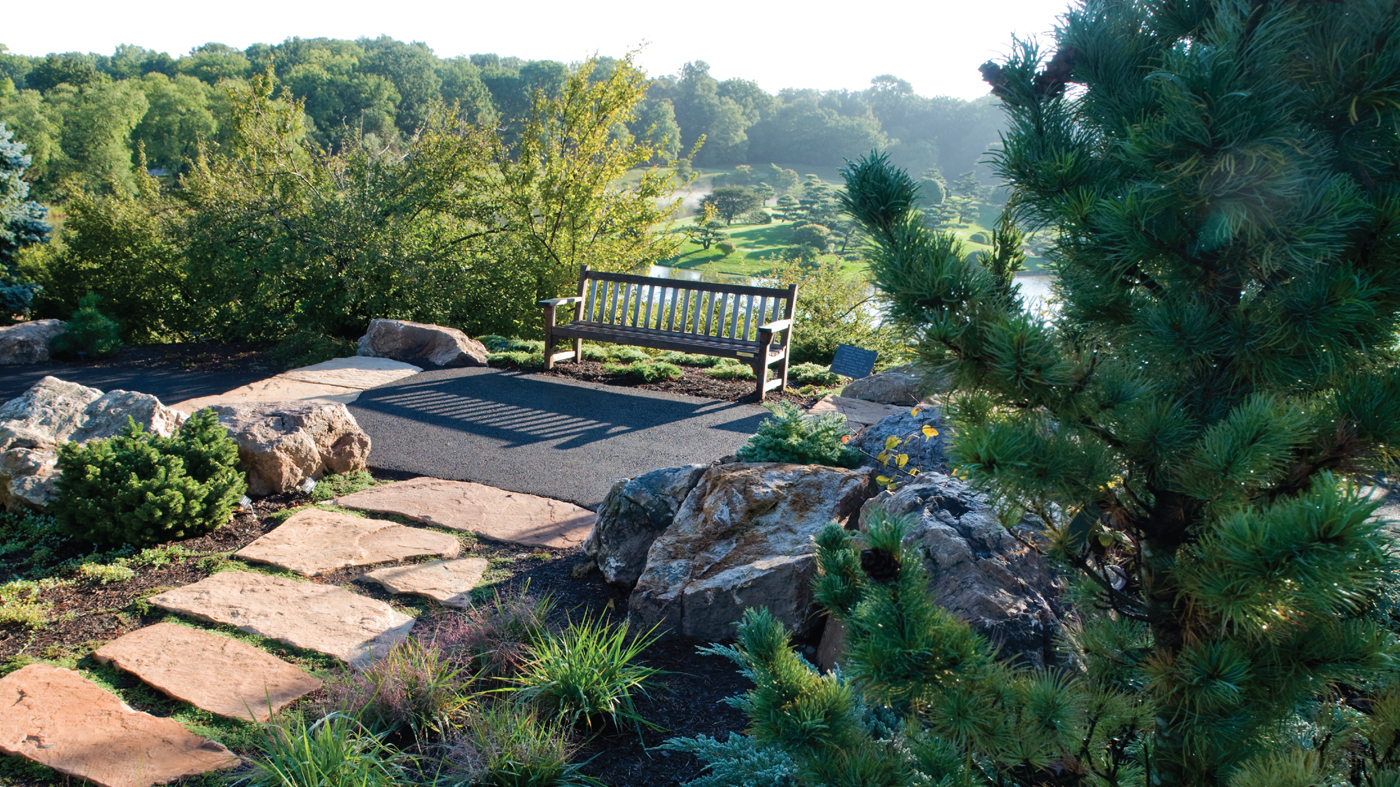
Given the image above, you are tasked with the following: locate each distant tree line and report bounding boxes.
[0,40,1004,203]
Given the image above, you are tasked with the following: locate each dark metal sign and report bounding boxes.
[830,344,878,379]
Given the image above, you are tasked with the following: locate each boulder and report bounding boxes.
[357,318,489,368]
[841,368,925,406]
[585,464,708,587]
[857,473,1066,669]
[0,378,187,512]
[209,402,371,497]
[0,319,66,365]
[854,404,948,476]
[628,463,872,641]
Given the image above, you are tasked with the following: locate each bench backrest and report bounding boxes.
[573,266,796,343]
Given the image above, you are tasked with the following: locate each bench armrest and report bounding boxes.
[538,296,584,307]
[758,318,793,333]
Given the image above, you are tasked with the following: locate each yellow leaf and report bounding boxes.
[921,424,939,439]
[908,468,920,476]
[877,450,890,464]
[876,475,893,485]
[896,454,909,468]
[884,436,900,451]
[910,407,922,417]
[1097,532,1115,548]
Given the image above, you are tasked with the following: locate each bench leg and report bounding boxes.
[542,306,557,370]
[753,356,769,401]
[775,351,791,391]
[572,337,583,364]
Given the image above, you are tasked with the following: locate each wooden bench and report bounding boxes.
[539,265,798,400]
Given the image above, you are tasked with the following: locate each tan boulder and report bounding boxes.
[334,477,594,549]
[0,663,237,787]
[148,571,414,665]
[357,318,490,368]
[92,623,321,722]
[208,402,372,496]
[359,558,490,607]
[628,463,873,640]
[236,508,461,576]
[0,319,66,365]
[0,378,186,512]
[808,394,908,430]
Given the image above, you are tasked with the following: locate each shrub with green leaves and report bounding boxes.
[786,362,842,387]
[601,360,684,382]
[51,408,246,548]
[489,350,544,367]
[603,345,651,363]
[736,401,858,467]
[579,343,610,362]
[508,614,663,731]
[704,360,755,380]
[50,293,121,359]
[268,328,356,371]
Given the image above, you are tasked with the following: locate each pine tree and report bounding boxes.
[0,123,50,321]
[713,1,1400,784]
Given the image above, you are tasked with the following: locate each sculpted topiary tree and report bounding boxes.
[700,1,1400,785]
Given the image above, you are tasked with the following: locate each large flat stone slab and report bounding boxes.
[279,357,423,389]
[148,571,415,665]
[236,508,461,576]
[92,623,322,722]
[334,477,595,549]
[173,377,364,414]
[809,394,908,430]
[358,558,489,607]
[0,664,237,787]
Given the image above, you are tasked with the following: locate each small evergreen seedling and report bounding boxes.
[50,293,121,359]
[736,401,859,467]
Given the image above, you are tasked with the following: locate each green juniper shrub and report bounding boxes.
[445,701,602,787]
[735,400,859,467]
[704,359,755,380]
[325,639,469,741]
[0,510,68,578]
[507,613,663,732]
[658,734,798,787]
[268,328,356,371]
[488,350,544,368]
[242,712,409,787]
[743,208,773,225]
[969,231,990,244]
[51,408,246,548]
[579,343,610,362]
[477,335,513,352]
[601,360,684,382]
[716,240,737,257]
[309,470,379,502]
[656,351,722,367]
[786,362,843,387]
[603,345,651,363]
[49,293,121,359]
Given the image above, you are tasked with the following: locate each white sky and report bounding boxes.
[2,0,1067,101]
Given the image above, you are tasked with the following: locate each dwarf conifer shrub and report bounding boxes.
[704,360,755,380]
[50,293,120,359]
[786,362,842,387]
[52,408,246,548]
[602,360,684,382]
[736,401,858,467]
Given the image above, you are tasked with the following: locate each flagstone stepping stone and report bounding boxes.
[0,663,237,787]
[148,571,415,665]
[278,356,423,389]
[236,508,461,576]
[359,558,490,607]
[334,477,595,549]
[809,394,908,431]
[92,623,322,722]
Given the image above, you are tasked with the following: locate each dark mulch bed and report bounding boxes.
[527,358,821,408]
[0,473,764,787]
[42,340,281,374]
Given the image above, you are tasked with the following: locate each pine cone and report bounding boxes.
[860,547,901,584]
[1033,46,1078,98]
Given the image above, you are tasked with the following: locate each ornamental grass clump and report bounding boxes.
[507,614,663,732]
[324,639,469,741]
[736,400,859,467]
[52,408,245,548]
[432,590,555,681]
[444,702,602,787]
[241,713,408,787]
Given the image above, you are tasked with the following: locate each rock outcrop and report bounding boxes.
[854,404,948,475]
[209,402,371,497]
[0,378,187,512]
[0,319,66,365]
[585,464,708,587]
[628,463,872,641]
[858,473,1065,668]
[357,318,490,368]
